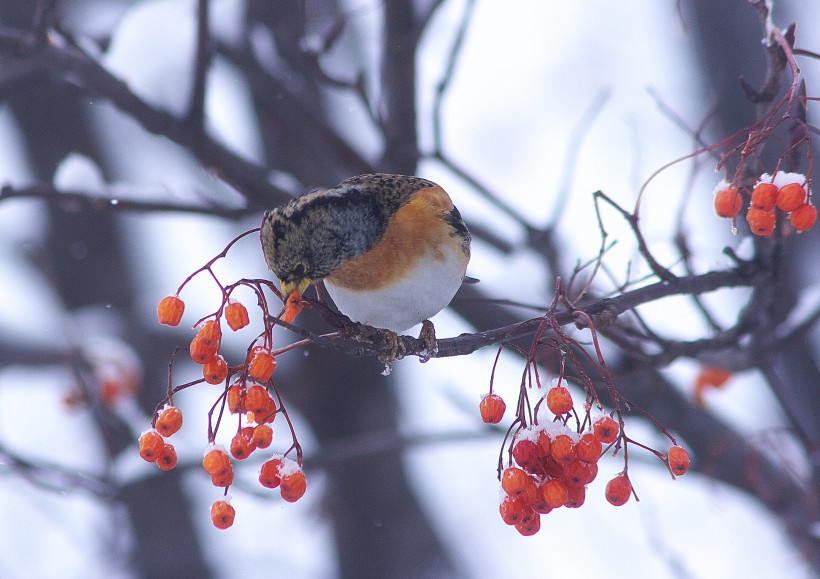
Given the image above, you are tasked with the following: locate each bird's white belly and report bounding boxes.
[323,245,466,333]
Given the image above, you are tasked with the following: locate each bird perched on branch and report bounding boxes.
[260,173,471,357]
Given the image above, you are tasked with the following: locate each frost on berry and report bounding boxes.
[279,459,307,502]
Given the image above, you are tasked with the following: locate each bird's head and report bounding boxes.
[260,187,385,299]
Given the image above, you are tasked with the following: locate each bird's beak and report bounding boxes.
[281,278,311,300]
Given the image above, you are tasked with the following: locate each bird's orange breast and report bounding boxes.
[325,185,460,292]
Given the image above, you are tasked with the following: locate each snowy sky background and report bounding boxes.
[0,1,817,577]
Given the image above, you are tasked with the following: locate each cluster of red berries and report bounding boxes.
[153,289,307,529]
[481,382,690,536]
[714,173,816,236]
[138,406,182,471]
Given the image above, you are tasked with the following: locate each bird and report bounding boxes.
[260,173,471,353]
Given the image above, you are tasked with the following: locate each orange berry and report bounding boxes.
[499,496,529,525]
[198,319,222,344]
[190,334,219,364]
[575,432,602,463]
[157,295,185,326]
[606,474,632,506]
[693,366,732,407]
[259,458,283,489]
[546,385,573,415]
[713,186,742,218]
[252,424,273,449]
[512,439,538,471]
[155,406,183,437]
[750,182,778,211]
[251,394,278,424]
[776,182,807,212]
[789,203,817,232]
[203,355,228,385]
[244,385,272,415]
[541,479,569,509]
[226,384,245,414]
[156,443,178,471]
[225,301,250,331]
[667,445,690,476]
[535,429,551,458]
[280,468,307,502]
[746,207,775,237]
[479,393,505,424]
[248,348,276,382]
[550,434,576,466]
[139,430,165,462]
[564,459,597,486]
[202,448,233,480]
[210,500,235,530]
[593,416,619,444]
[282,290,304,325]
[515,512,541,536]
[230,427,256,460]
[501,467,530,498]
[564,483,586,508]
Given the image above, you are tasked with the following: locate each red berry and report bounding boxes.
[203,355,228,384]
[575,432,602,463]
[593,416,619,444]
[280,469,307,502]
[713,186,742,218]
[157,295,185,326]
[750,182,778,211]
[230,427,256,460]
[790,203,817,232]
[190,335,219,364]
[564,483,586,508]
[541,479,569,509]
[667,445,690,476]
[155,406,183,437]
[210,500,235,529]
[499,496,529,525]
[535,429,551,458]
[225,301,250,331]
[546,385,573,415]
[605,474,632,506]
[501,467,530,498]
[226,384,245,414]
[245,385,272,415]
[138,430,164,462]
[515,512,541,536]
[746,207,775,237]
[156,443,177,471]
[252,424,273,449]
[776,183,807,213]
[479,393,505,424]
[550,434,576,466]
[512,439,538,471]
[259,458,282,489]
[248,348,276,382]
[202,448,233,485]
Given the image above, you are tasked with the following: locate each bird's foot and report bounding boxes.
[417,320,438,363]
